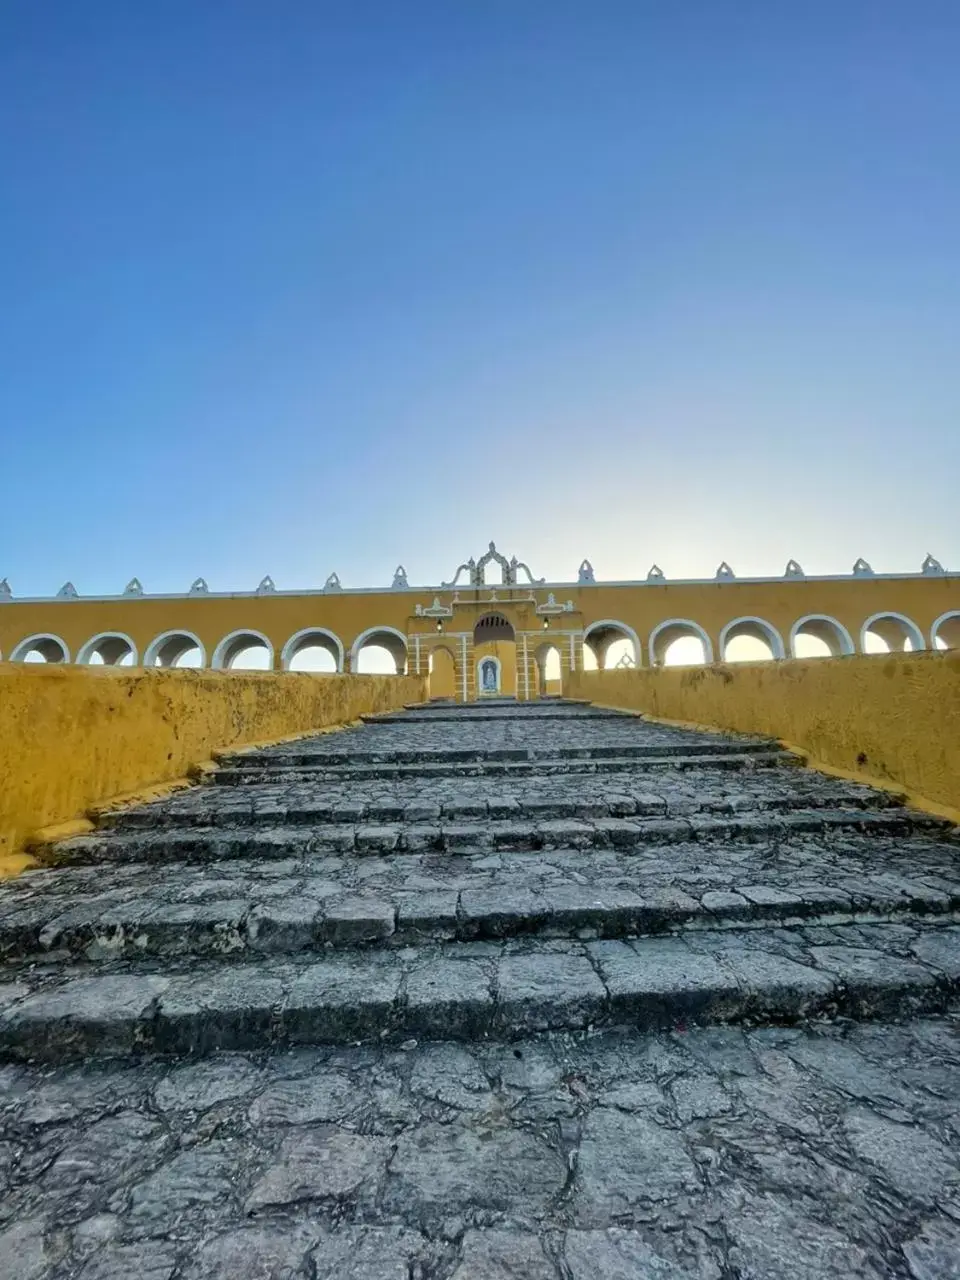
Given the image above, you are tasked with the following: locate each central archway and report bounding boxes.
[474,613,516,698]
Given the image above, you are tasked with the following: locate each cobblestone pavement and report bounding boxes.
[1,699,959,1276]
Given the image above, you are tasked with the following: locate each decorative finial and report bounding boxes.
[124,577,144,596]
[784,560,804,578]
[646,564,665,582]
[57,581,79,599]
[189,577,209,594]
[852,558,874,577]
[922,553,944,575]
[323,572,342,592]
[256,575,276,594]
[0,578,11,601]
[578,559,595,584]
[392,565,409,589]
[715,562,735,580]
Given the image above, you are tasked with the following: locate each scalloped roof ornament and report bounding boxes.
[256,575,276,595]
[189,577,209,595]
[852,558,874,577]
[392,565,409,589]
[0,578,11,601]
[646,564,665,582]
[124,577,144,596]
[715,562,735,580]
[323,572,342,592]
[578,559,595,584]
[57,581,79,599]
[921,553,945,575]
[784,560,805,578]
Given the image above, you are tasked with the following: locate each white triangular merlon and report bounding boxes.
[124,577,144,596]
[922,554,945,575]
[0,578,11,600]
[57,581,78,598]
[715,562,735,580]
[784,560,805,578]
[189,578,209,594]
[577,559,595,584]
[852,558,874,577]
[392,565,409,589]
[324,572,342,592]
[256,575,276,594]
[646,565,665,581]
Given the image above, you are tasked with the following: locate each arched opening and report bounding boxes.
[281,628,343,673]
[473,613,516,698]
[429,645,457,699]
[143,631,205,668]
[859,612,925,654]
[718,617,784,664]
[76,633,138,666]
[931,611,960,651]
[211,630,274,671]
[583,620,641,670]
[789,615,855,659]
[648,620,713,667]
[535,642,562,696]
[352,627,407,675]
[9,634,70,664]
[473,613,514,643]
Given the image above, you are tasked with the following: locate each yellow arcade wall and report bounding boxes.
[0,663,426,870]
[2,571,958,679]
[564,651,960,820]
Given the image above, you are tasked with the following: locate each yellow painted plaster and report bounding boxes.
[3,573,958,675]
[0,664,426,869]
[565,652,960,821]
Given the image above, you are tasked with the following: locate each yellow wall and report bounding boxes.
[3,572,957,678]
[565,652,960,818]
[0,664,426,868]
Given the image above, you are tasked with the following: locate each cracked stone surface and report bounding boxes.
[1,1019,959,1277]
[0,699,959,1275]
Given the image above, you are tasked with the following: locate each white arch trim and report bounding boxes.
[859,611,926,653]
[9,633,71,663]
[788,614,855,658]
[931,610,960,649]
[350,625,409,667]
[75,632,140,665]
[582,618,642,668]
[281,627,344,672]
[647,618,714,666]
[718,616,786,661]
[143,630,207,668]
[211,628,275,670]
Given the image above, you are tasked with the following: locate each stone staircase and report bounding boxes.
[1,700,958,1064]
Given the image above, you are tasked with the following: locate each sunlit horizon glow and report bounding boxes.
[2,3,958,610]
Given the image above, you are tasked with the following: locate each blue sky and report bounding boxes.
[2,1,958,597]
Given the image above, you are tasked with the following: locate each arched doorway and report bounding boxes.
[535,642,562,696]
[429,645,457,699]
[474,612,515,698]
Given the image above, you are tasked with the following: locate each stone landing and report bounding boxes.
[0,701,958,1277]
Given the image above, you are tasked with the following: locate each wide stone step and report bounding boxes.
[51,809,950,866]
[362,708,633,724]
[3,862,957,964]
[100,784,902,832]
[220,739,782,769]
[212,750,800,785]
[2,922,957,1063]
